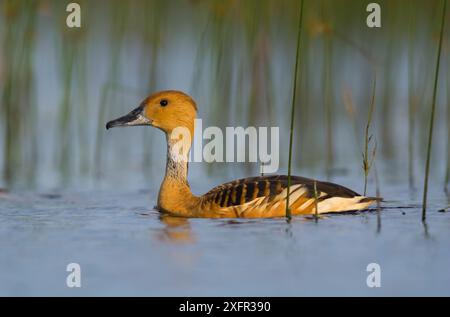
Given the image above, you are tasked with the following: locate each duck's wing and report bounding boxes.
[198,175,378,217]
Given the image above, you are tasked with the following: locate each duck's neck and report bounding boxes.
[165,134,189,181]
[157,131,199,215]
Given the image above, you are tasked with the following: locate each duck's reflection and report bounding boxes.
[157,214,195,244]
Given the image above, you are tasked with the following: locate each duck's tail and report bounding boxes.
[315,195,383,214]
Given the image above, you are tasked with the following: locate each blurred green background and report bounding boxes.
[0,0,449,192]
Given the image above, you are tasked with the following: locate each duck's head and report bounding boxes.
[106,90,197,137]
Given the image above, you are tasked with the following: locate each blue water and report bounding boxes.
[1,182,449,296]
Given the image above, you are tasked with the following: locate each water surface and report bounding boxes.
[1,182,449,296]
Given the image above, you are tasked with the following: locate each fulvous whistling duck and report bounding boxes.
[106,90,380,218]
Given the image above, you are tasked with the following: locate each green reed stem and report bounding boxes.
[446,37,450,192]
[313,180,319,220]
[324,33,333,180]
[286,0,304,221]
[422,0,447,221]
[446,66,450,192]
[363,77,377,196]
[374,163,381,234]
[408,1,416,190]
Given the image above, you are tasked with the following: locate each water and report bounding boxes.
[1,182,449,296]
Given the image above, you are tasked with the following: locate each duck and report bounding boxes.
[106,90,380,218]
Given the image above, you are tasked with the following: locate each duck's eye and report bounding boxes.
[160,99,168,107]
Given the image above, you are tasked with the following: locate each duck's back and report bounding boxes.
[196,175,377,218]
